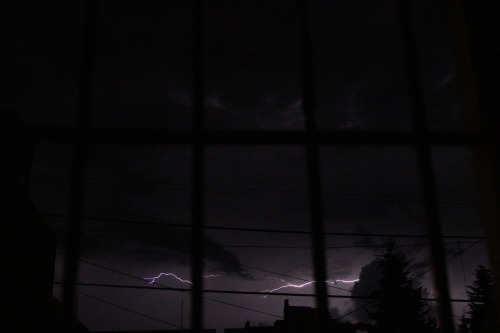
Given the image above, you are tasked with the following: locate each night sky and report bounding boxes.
[3,0,490,332]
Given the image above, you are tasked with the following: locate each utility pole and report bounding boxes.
[180,300,184,330]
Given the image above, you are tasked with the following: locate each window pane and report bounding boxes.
[205,0,302,130]
[70,144,192,331]
[411,0,467,130]
[432,147,489,327]
[5,2,82,127]
[320,147,435,323]
[313,1,412,130]
[204,146,313,330]
[91,1,193,129]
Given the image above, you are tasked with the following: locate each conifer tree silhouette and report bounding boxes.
[368,241,438,333]
[459,265,493,333]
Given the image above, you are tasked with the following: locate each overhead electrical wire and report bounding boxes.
[43,213,484,239]
[49,223,484,297]
[75,290,182,328]
[48,223,483,326]
[30,175,479,206]
[55,253,283,319]
[54,236,478,312]
[45,223,483,251]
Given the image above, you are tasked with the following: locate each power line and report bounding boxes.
[50,218,485,299]
[59,250,353,308]
[48,225,482,250]
[457,240,469,295]
[47,214,484,319]
[54,237,479,325]
[31,175,479,206]
[79,252,348,303]
[43,213,485,239]
[75,290,182,328]
[57,244,477,303]
[238,263,355,294]
[66,282,361,299]
[54,252,470,303]
[67,282,470,303]
[224,242,479,249]
[54,226,463,296]
[76,283,286,318]
[55,253,469,302]
[59,253,283,319]
[51,229,362,296]
[58,225,483,297]
[52,224,483,296]
[411,238,484,280]
[50,214,485,302]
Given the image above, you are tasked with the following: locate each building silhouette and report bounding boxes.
[224,300,370,333]
[94,328,217,333]
[1,110,89,332]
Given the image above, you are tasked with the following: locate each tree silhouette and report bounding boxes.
[367,241,438,333]
[458,314,469,333]
[459,265,493,333]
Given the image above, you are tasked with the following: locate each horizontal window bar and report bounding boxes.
[25,128,483,146]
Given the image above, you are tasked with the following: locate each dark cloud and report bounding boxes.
[350,259,382,321]
[5,0,463,132]
[353,225,380,250]
[57,221,251,278]
[204,237,252,278]
[328,259,354,279]
[329,306,342,319]
[409,260,431,273]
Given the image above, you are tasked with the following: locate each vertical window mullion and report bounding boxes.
[62,0,98,312]
[398,1,455,332]
[191,0,206,332]
[299,0,329,331]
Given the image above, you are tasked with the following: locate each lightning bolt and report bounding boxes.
[145,271,358,298]
[201,274,219,278]
[326,279,360,285]
[144,273,219,285]
[260,278,359,298]
[261,281,315,297]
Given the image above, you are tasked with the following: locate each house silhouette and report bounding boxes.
[224,299,370,333]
